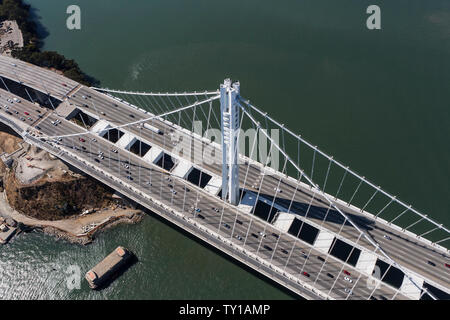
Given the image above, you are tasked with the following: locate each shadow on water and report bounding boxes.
[27,5,50,42]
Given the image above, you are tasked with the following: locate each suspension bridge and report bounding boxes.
[0,55,448,300]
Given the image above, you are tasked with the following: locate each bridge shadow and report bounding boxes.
[0,122,22,139]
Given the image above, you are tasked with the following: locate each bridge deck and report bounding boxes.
[68,86,450,292]
[0,54,448,299]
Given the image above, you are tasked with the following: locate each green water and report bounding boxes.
[1,0,448,299]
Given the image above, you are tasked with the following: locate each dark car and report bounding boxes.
[317,256,325,262]
[427,261,436,267]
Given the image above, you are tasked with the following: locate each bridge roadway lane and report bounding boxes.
[67,87,450,292]
[0,89,50,129]
[35,111,408,300]
[0,55,77,100]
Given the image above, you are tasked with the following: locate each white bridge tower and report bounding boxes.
[220,79,240,205]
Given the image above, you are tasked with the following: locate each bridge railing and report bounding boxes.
[86,87,447,298]
[237,97,449,251]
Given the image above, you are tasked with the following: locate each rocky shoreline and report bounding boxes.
[0,190,145,245]
[0,124,145,245]
[38,212,144,245]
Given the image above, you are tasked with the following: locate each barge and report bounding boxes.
[85,246,134,289]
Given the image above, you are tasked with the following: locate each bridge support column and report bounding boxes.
[220,79,240,205]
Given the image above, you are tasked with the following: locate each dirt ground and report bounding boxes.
[14,143,74,185]
[0,124,22,154]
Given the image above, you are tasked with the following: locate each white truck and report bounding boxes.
[143,123,162,135]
